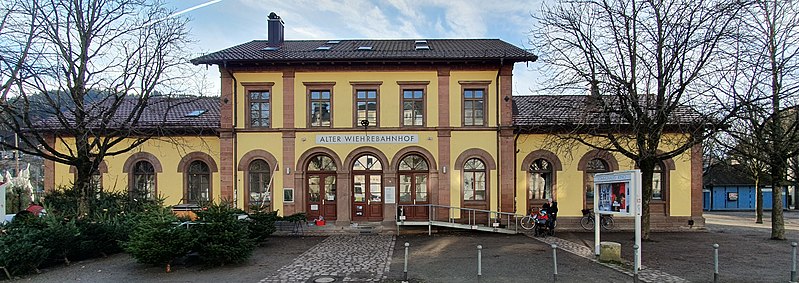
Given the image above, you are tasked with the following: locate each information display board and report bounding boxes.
[594,170,640,216]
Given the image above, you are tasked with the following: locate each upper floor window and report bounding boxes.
[241,82,274,129]
[355,89,378,127]
[249,90,271,127]
[309,89,332,127]
[402,89,424,126]
[463,89,485,126]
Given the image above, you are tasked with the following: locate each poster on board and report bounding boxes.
[594,170,639,216]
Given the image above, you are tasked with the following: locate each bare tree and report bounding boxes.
[722,0,799,240]
[728,135,769,223]
[531,0,742,239]
[0,0,191,215]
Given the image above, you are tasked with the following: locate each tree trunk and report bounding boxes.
[74,131,93,217]
[639,159,656,240]
[756,177,763,224]
[770,156,786,240]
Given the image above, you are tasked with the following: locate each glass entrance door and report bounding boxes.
[307,174,336,221]
[351,155,383,221]
[306,155,337,221]
[397,155,430,220]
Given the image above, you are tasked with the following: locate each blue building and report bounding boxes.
[703,163,788,211]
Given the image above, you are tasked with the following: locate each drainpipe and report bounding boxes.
[496,59,503,213]
[514,126,521,213]
[223,62,239,207]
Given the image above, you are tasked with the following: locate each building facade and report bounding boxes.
[45,14,704,229]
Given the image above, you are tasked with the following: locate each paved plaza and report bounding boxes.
[259,235,395,282]
[14,211,799,282]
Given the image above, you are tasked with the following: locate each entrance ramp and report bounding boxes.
[396,204,523,235]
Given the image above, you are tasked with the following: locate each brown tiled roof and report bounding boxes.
[512,95,704,129]
[191,39,536,65]
[36,96,220,132]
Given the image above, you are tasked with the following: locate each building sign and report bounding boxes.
[316,134,418,144]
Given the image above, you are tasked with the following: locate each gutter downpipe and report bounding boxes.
[496,58,503,216]
[223,61,239,208]
[514,126,521,214]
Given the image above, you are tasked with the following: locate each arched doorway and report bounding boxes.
[398,154,429,220]
[352,154,383,221]
[307,155,337,221]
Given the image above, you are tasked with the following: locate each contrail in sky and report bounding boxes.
[143,0,224,27]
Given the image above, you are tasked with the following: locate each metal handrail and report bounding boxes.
[397,204,525,234]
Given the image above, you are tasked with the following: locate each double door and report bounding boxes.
[398,173,429,220]
[307,174,337,221]
[352,173,383,221]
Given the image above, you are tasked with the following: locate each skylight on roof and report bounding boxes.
[316,46,332,51]
[262,47,279,51]
[185,109,207,117]
[415,45,430,50]
[327,40,341,44]
[414,40,427,44]
[357,46,372,51]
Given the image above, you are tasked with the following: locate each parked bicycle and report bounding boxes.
[580,208,614,230]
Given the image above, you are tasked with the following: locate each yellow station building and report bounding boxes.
[45,14,704,230]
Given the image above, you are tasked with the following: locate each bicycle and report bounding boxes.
[580,209,614,230]
[519,210,557,231]
[520,212,537,230]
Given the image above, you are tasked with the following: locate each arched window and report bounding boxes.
[132,161,155,200]
[248,159,272,209]
[653,163,663,200]
[585,158,610,201]
[398,154,429,203]
[308,155,337,171]
[186,160,210,203]
[463,158,486,201]
[529,159,552,200]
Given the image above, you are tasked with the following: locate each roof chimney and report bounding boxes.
[267,12,284,48]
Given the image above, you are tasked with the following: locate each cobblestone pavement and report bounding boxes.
[528,233,689,283]
[259,235,395,283]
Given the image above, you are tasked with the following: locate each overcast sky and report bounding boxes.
[172,0,546,96]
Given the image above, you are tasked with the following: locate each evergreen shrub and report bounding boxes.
[124,205,194,270]
[193,203,254,266]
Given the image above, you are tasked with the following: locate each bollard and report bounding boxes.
[792,242,797,283]
[713,243,719,283]
[404,242,410,283]
[551,243,558,282]
[633,244,639,283]
[477,245,483,281]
